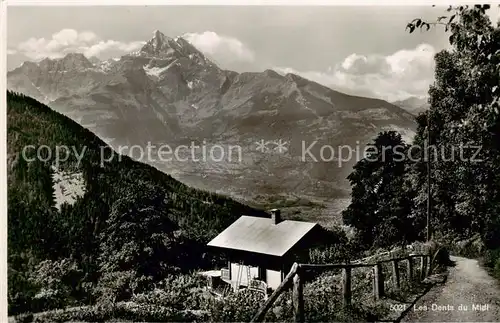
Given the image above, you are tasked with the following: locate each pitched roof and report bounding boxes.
[207,215,318,257]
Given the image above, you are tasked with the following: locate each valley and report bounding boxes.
[7,30,418,218]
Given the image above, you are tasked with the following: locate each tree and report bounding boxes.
[404,5,500,248]
[29,258,83,311]
[342,131,418,248]
[98,182,179,278]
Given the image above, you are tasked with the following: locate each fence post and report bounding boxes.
[342,266,352,308]
[293,267,304,323]
[407,256,413,282]
[426,255,432,277]
[373,263,384,300]
[420,256,427,281]
[391,259,400,290]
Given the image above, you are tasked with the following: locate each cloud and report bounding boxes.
[183,31,255,63]
[15,29,144,60]
[274,43,436,102]
[82,40,145,58]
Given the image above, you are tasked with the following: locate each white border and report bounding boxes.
[0,0,7,322]
[4,0,492,6]
[0,1,498,322]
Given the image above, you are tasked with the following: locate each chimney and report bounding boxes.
[270,209,281,225]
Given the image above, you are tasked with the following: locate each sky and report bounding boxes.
[6,5,499,101]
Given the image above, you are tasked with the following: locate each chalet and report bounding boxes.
[203,209,321,295]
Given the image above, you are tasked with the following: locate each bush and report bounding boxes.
[494,258,500,279]
[13,258,85,314]
[483,248,500,279]
[203,289,265,322]
[436,234,484,259]
[14,313,34,323]
[32,302,201,323]
[308,245,350,264]
[33,306,110,322]
[132,273,207,310]
[483,248,500,267]
[93,270,139,305]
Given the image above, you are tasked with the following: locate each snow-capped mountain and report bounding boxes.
[7,30,417,203]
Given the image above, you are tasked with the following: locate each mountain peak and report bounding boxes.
[36,52,93,71]
[88,56,101,65]
[62,52,90,62]
[136,30,211,66]
[151,29,171,44]
[138,30,176,57]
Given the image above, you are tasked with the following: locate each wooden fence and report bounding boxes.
[251,247,435,322]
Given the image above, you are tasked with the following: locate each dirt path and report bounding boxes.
[402,256,500,322]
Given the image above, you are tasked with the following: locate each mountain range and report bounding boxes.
[7,30,418,208]
[392,96,430,116]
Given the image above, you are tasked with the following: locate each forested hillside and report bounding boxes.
[7,91,268,315]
